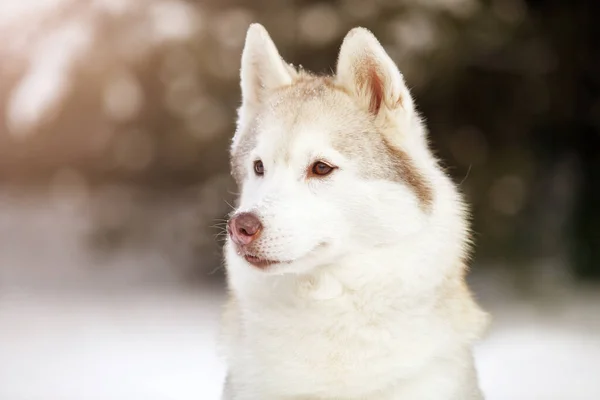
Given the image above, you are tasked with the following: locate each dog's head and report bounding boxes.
[226,24,445,274]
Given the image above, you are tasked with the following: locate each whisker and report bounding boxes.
[223,199,236,211]
[458,164,473,187]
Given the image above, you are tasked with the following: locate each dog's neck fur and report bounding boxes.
[223,227,486,399]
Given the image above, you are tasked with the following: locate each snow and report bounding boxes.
[0,287,227,400]
[1,283,599,400]
[476,327,600,400]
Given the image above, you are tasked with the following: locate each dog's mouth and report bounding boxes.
[242,254,287,269]
[230,241,292,269]
[236,242,328,271]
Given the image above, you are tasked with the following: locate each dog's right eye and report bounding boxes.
[253,160,264,176]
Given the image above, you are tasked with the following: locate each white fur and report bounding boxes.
[220,24,488,400]
[234,23,296,150]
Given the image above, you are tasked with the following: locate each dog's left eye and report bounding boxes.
[309,161,335,177]
[254,160,264,176]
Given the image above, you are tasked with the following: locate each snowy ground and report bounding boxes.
[0,286,227,400]
[1,282,600,400]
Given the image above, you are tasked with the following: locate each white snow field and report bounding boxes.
[1,283,600,400]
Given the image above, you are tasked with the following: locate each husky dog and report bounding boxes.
[219,23,489,400]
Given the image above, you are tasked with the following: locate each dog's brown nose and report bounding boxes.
[228,212,262,246]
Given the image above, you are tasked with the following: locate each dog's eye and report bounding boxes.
[253,160,264,176]
[310,161,335,177]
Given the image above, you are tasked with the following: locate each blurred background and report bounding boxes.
[0,0,598,399]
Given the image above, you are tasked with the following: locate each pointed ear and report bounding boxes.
[336,28,414,117]
[240,23,295,109]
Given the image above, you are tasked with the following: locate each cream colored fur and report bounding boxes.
[219,23,489,400]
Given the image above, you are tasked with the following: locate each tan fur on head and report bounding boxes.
[336,27,415,118]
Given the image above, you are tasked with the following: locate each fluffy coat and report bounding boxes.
[219,24,489,400]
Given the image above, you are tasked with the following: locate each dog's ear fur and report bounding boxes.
[234,24,295,153]
[336,28,414,118]
[239,23,295,111]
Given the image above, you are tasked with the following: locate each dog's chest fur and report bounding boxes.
[222,264,483,400]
